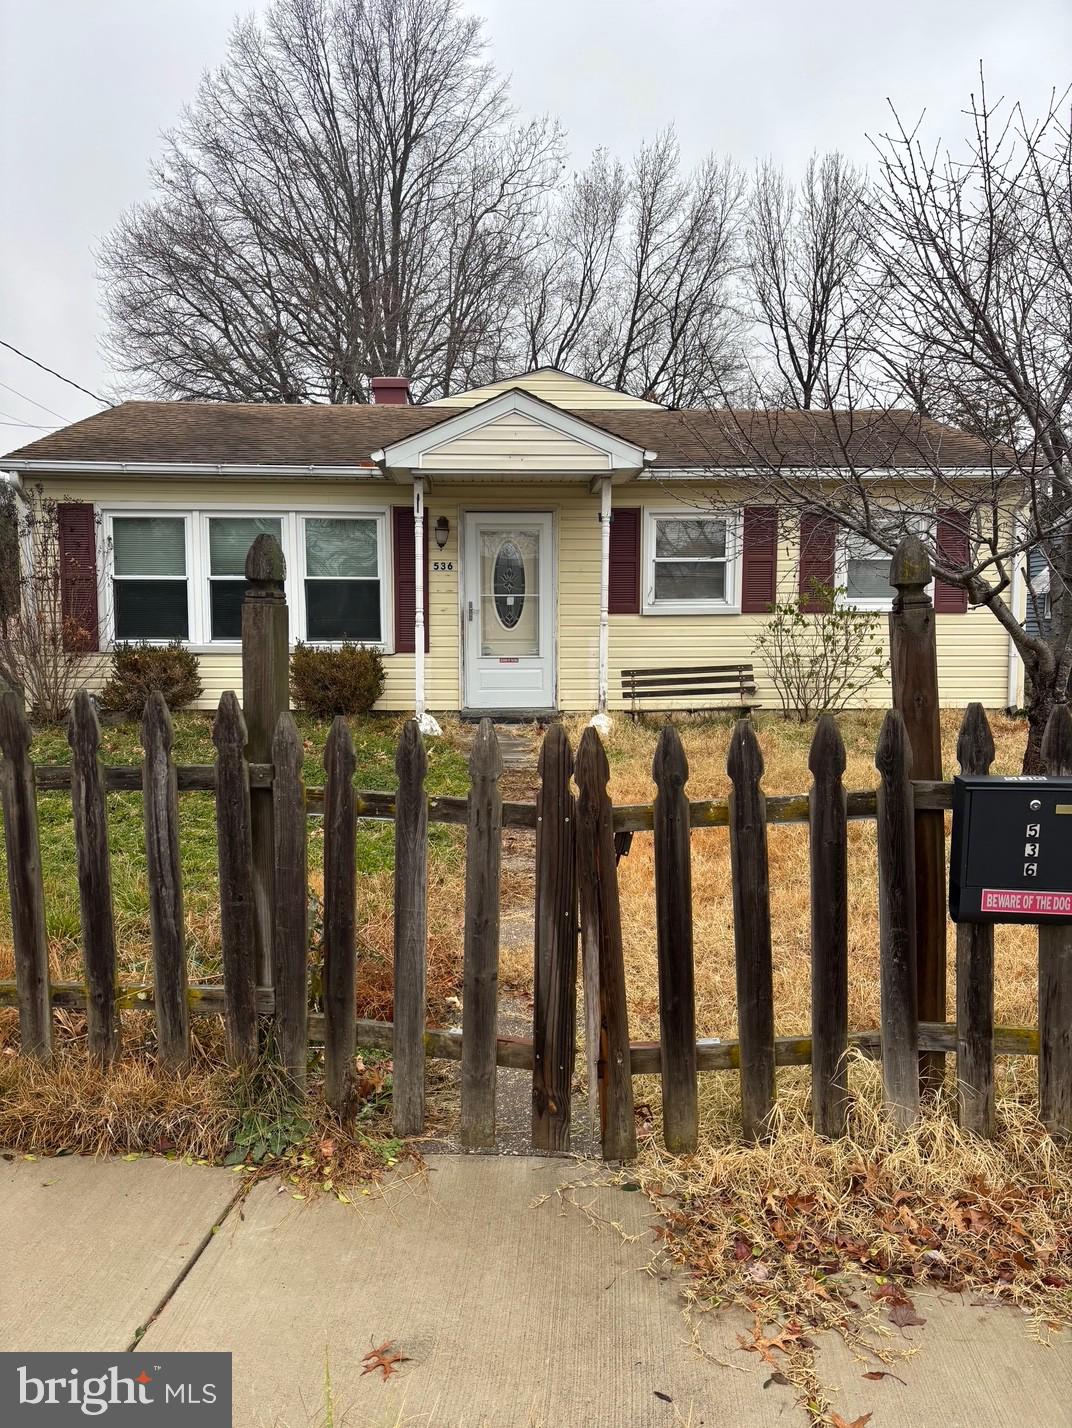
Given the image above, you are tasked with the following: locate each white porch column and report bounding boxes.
[597,475,612,718]
[411,476,440,736]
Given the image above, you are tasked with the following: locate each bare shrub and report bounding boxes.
[0,485,105,723]
[754,582,889,721]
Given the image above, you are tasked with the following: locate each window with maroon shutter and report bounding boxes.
[392,504,429,653]
[798,512,836,612]
[58,503,100,652]
[934,508,970,613]
[740,506,778,613]
[608,508,641,614]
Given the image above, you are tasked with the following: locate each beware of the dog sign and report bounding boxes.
[950,774,1072,923]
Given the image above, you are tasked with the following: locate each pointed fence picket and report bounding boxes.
[69,690,120,1065]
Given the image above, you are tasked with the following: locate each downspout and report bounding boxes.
[1008,507,1026,712]
[590,475,614,734]
[412,476,440,737]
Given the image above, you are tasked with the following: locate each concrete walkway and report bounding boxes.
[1,1155,1069,1428]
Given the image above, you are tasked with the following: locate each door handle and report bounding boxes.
[468,600,474,622]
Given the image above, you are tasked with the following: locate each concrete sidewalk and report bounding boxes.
[1,1154,1069,1428]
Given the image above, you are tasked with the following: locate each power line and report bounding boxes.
[0,379,71,424]
[0,338,111,407]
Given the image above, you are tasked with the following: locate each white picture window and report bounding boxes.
[207,516,283,641]
[644,511,738,613]
[110,515,190,641]
[837,514,933,610]
[302,516,383,643]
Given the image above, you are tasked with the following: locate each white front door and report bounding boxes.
[462,512,555,711]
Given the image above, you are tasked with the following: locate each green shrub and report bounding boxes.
[290,642,385,717]
[99,642,204,718]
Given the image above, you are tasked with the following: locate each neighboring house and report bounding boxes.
[0,369,1012,717]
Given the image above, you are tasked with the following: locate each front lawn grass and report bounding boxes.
[0,712,470,1000]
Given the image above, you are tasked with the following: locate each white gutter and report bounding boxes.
[0,459,387,479]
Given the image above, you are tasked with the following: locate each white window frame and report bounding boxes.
[99,502,393,652]
[103,511,194,646]
[642,507,741,615]
[834,512,935,612]
[201,512,287,647]
[296,511,391,650]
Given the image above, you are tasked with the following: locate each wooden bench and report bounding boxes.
[621,662,759,719]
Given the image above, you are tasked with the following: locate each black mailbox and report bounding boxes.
[950,775,1072,923]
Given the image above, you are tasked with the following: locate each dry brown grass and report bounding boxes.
[562,709,1037,1041]
[626,1057,1072,1423]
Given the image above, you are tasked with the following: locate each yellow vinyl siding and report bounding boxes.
[417,411,612,474]
[37,473,1013,715]
[430,368,662,409]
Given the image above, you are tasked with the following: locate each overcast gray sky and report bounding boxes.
[2,0,1070,442]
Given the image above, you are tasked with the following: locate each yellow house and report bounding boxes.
[0,370,1016,719]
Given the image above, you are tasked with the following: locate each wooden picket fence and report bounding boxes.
[1,683,1069,1156]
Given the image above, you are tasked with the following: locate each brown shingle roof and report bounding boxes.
[0,398,1001,470]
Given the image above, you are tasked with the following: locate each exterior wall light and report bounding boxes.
[434,515,450,550]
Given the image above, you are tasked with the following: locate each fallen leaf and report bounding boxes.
[830,1413,872,1428]
[888,1301,926,1329]
[863,1371,908,1386]
[361,1341,410,1382]
[653,1390,672,1403]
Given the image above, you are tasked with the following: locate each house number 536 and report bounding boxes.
[432,560,454,572]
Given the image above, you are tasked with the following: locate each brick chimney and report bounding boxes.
[371,376,411,405]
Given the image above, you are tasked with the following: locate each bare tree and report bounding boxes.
[101,0,563,403]
[694,81,1072,770]
[549,133,746,405]
[744,152,873,409]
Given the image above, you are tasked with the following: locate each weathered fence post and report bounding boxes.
[728,718,776,1140]
[889,535,946,1093]
[213,692,259,1068]
[1040,703,1072,1138]
[460,719,502,1150]
[69,690,119,1064]
[394,718,428,1137]
[532,722,577,1152]
[141,691,189,1065]
[0,688,51,1060]
[575,725,636,1162]
[323,716,357,1116]
[955,703,996,1137]
[652,723,698,1153]
[875,709,920,1130]
[242,535,289,989]
[272,711,308,1089]
[809,714,848,1137]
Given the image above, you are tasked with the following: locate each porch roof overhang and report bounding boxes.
[371,387,655,484]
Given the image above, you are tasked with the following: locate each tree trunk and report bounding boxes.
[1024,665,1059,774]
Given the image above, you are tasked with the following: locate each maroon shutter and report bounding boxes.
[58,502,99,652]
[740,506,778,613]
[608,508,641,615]
[798,512,836,613]
[392,505,429,653]
[934,508,969,613]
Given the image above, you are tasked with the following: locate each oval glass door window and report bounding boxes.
[493,540,526,628]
